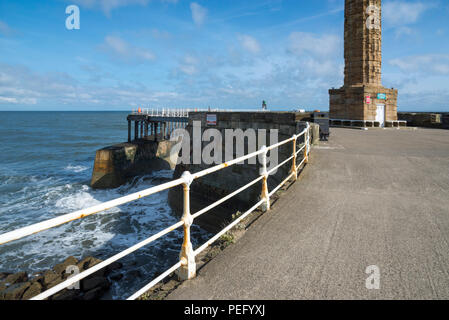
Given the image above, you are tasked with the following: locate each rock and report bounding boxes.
[47,276,65,290]
[42,270,60,287]
[81,276,110,292]
[53,256,78,275]
[82,287,104,300]
[109,272,123,281]
[78,256,102,270]
[1,282,31,300]
[29,271,44,281]
[105,262,123,274]
[0,281,7,292]
[4,272,28,285]
[52,289,80,301]
[77,257,105,277]
[22,282,43,300]
[30,275,44,286]
[0,272,11,281]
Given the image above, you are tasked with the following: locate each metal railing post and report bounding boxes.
[304,127,309,164]
[291,135,298,180]
[308,124,311,153]
[260,146,270,212]
[178,171,196,280]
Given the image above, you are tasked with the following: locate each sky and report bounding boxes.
[0,0,448,112]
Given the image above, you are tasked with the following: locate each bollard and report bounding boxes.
[260,146,270,212]
[178,171,196,281]
[291,135,298,180]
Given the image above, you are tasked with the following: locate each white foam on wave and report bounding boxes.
[0,169,211,298]
[55,186,120,214]
[1,170,176,263]
[65,164,89,173]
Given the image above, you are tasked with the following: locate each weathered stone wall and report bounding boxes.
[168,112,310,232]
[91,140,179,189]
[398,112,449,129]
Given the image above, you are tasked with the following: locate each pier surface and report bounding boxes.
[168,127,449,299]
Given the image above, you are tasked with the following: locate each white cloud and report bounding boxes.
[190,2,207,26]
[178,55,199,75]
[394,26,414,38]
[238,34,261,54]
[0,62,178,107]
[288,32,341,58]
[383,1,433,27]
[389,54,449,75]
[100,35,156,63]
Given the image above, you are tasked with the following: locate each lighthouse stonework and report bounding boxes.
[329,0,398,126]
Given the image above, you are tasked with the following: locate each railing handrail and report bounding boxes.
[0,122,312,300]
[130,108,289,116]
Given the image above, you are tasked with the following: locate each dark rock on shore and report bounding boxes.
[53,256,78,275]
[0,273,12,281]
[22,282,43,300]
[4,272,28,285]
[1,282,31,300]
[109,272,124,281]
[0,255,124,300]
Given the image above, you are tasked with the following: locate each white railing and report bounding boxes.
[131,108,283,116]
[0,123,312,300]
[131,108,216,117]
[330,119,407,127]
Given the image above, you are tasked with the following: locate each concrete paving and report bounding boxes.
[168,127,449,300]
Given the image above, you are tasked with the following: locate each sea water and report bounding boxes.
[0,111,210,299]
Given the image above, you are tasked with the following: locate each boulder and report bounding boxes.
[81,276,110,292]
[82,287,104,300]
[4,272,28,285]
[109,272,123,281]
[53,256,78,275]
[47,276,65,290]
[77,257,105,277]
[22,282,43,300]
[42,270,60,287]
[0,272,11,281]
[0,280,7,292]
[1,282,31,300]
[52,289,80,301]
[105,262,123,274]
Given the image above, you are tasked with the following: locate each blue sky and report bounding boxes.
[0,0,448,111]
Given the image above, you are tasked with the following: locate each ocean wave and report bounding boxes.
[0,167,211,299]
[65,164,89,173]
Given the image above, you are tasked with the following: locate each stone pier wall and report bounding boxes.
[398,112,449,129]
[168,112,311,232]
[91,140,179,189]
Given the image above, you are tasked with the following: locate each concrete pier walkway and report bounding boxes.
[168,128,449,300]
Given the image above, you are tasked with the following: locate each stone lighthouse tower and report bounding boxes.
[329,0,398,127]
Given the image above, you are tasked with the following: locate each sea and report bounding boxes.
[0,111,210,299]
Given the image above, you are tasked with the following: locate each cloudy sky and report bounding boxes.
[0,0,448,111]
